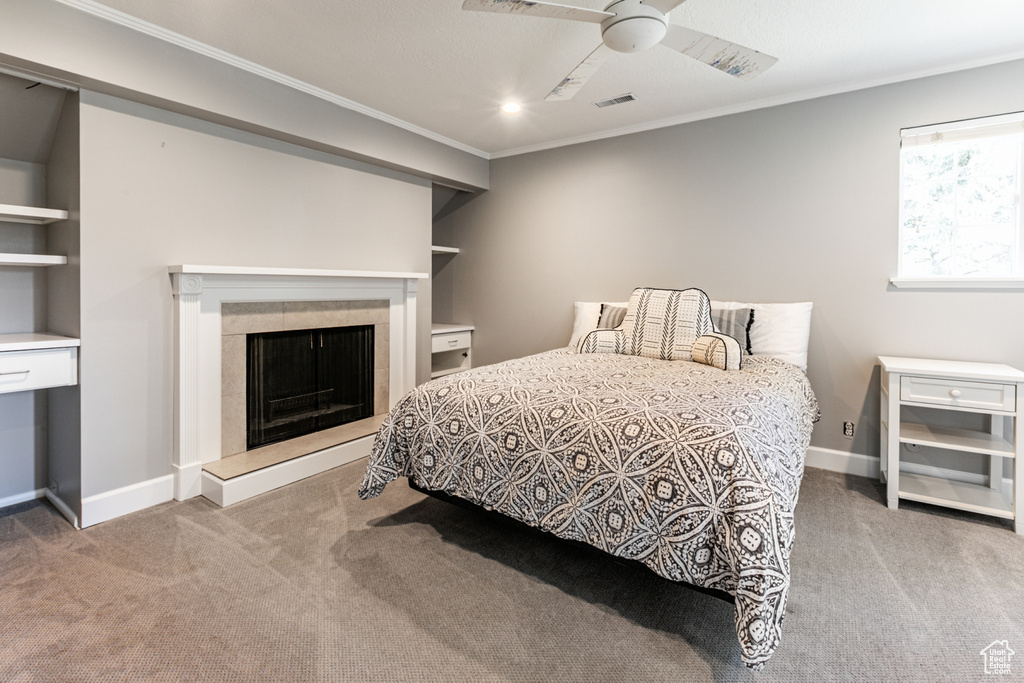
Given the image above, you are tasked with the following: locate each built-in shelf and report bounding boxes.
[0,333,81,352]
[431,245,460,255]
[0,253,67,267]
[0,203,68,225]
[431,323,473,378]
[0,333,80,395]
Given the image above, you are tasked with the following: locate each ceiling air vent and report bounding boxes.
[593,93,637,108]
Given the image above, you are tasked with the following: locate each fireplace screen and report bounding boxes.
[247,325,374,450]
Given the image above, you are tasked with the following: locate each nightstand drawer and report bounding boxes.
[0,347,78,394]
[431,331,471,353]
[899,375,1015,412]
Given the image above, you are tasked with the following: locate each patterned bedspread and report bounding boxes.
[359,348,817,669]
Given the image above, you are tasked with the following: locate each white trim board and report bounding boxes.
[804,446,1013,500]
[0,487,46,509]
[45,489,80,529]
[80,475,174,528]
[0,488,80,528]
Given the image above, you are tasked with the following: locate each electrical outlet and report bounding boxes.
[843,421,855,439]
[48,478,59,494]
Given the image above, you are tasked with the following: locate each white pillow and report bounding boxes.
[568,301,629,349]
[710,300,813,372]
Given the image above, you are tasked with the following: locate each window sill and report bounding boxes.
[890,278,1024,290]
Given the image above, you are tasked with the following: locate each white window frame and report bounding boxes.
[892,111,1024,289]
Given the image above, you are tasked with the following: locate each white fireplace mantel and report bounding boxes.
[169,264,427,504]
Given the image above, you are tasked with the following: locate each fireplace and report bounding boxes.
[169,265,425,507]
[247,325,375,449]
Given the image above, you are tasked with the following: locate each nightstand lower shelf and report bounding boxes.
[898,472,1013,519]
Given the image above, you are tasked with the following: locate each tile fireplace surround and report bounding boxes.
[169,265,426,507]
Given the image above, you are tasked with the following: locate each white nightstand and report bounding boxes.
[431,324,473,378]
[878,356,1024,534]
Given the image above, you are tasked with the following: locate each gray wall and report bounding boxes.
[434,58,1024,470]
[0,159,48,501]
[46,92,82,517]
[76,91,431,499]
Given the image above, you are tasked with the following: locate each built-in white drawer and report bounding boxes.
[431,331,471,353]
[0,347,78,394]
[899,375,1015,412]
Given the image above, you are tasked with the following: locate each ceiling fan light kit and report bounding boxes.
[462,0,778,101]
[600,1,667,53]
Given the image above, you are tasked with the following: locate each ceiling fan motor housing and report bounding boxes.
[601,0,668,53]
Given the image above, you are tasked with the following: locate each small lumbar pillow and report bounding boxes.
[691,333,743,371]
[620,287,713,361]
[577,328,625,354]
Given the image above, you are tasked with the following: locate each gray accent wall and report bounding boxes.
[434,58,1024,472]
[75,91,431,499]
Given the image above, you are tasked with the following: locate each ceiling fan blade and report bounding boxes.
[545,43,616,101]
[642,0,690,13]
[661,24,778,80]
[462,0,613,24]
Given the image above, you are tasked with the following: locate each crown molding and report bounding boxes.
[53,0,490,160]
[49,0,1024,164]
[490,49,1024,159]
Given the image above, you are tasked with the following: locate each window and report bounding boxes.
[898,112,1024,283]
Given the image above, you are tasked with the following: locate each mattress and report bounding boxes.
[359,347,818,668]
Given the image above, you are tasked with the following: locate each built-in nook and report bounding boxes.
[169,265,425,507]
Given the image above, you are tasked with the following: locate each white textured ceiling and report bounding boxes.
[78,0,1024,157]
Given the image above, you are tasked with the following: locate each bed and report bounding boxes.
[359,289,817,669]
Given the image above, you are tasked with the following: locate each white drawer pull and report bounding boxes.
[448,339,458,347]
[0,370,30,376]
[949,389,961,398]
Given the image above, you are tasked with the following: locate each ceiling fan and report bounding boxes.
[462,0,778,100]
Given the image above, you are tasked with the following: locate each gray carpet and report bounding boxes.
[1,462,1022,682]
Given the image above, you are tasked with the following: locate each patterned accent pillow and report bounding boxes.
[597,303,628,330]
[620,287,713,361]
[692,333,743,370]
[711,307,754,354]
[577,328,625,354]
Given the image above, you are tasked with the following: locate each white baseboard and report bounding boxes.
[80,474,174,528]
[44,488,80,528]
[804,446,1012,500]
[805,446,880,479]
[0,488,46,509]
[173,462,203,501]
[202,435,373,507]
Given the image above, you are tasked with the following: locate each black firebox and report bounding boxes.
[246,325,374,450]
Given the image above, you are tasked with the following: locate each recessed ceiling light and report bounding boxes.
[501,101,522,115]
